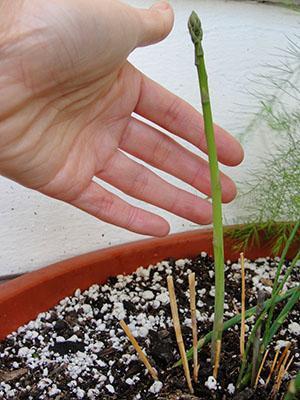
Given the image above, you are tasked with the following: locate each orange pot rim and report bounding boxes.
[0,226,296,340]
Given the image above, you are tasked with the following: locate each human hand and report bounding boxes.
[0,0,243,236]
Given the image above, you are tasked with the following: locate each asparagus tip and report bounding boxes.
[188,11,203,44]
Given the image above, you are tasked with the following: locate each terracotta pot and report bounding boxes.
[0,226,297,340]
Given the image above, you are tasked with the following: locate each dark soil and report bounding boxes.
[0,254,299,399]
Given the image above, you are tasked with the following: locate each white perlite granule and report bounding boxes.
[205,376,217,391]
[1,254,298,399]
[76,387,85,399]
[105,384,115,394]
[227,383,235,394]
[275,340,290,350]
[156,292,169,305]
[288,322,300,335]
[149,381,163,394]
[142,290,154,300]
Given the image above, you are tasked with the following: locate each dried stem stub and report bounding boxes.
[272,349,291,395]
[189,272,199,383]
[274,342,291,376]
[213,339,221,379]
[265,348,280,386]
[119,320,158,381]
[240,252,246,358]
[254,348,270,388]
[167,275,194,394]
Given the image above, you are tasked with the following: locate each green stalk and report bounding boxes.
[237,292,267,387]
[265,286,300,344]
[265,220,300,333]
[272,221,299,293]
[275,250,300,296]
[264,248,300,342]
[188,11,224,363]
[176,286,296,367]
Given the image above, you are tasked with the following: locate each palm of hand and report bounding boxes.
[0,0,243,236]
[35,62,142,203]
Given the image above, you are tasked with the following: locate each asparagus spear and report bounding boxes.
[188,11,225,365]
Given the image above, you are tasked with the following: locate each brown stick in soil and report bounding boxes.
[282,355,294,385]
[119,320,158,381]
[274,342,291,376]
[240,252,246,358]
[285,355,294,374]
[167,275,194,394]
[188,272,199,383]
[272,349,291,396]
[254,348,270,389]
[265,348,280,386]
[213,339,221,379]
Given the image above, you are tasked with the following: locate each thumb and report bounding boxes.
[135,1,174,47]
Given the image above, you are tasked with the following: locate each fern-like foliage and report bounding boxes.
[230,36,300,254]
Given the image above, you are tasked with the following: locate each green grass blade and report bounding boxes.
[175,287,296,367]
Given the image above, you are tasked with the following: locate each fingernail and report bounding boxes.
[151,1,170,11]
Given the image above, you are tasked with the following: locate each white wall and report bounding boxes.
[0,0,299,276]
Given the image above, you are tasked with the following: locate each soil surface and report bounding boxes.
[0,254,299,399]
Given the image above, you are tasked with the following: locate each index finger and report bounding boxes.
[134,73,244,166]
